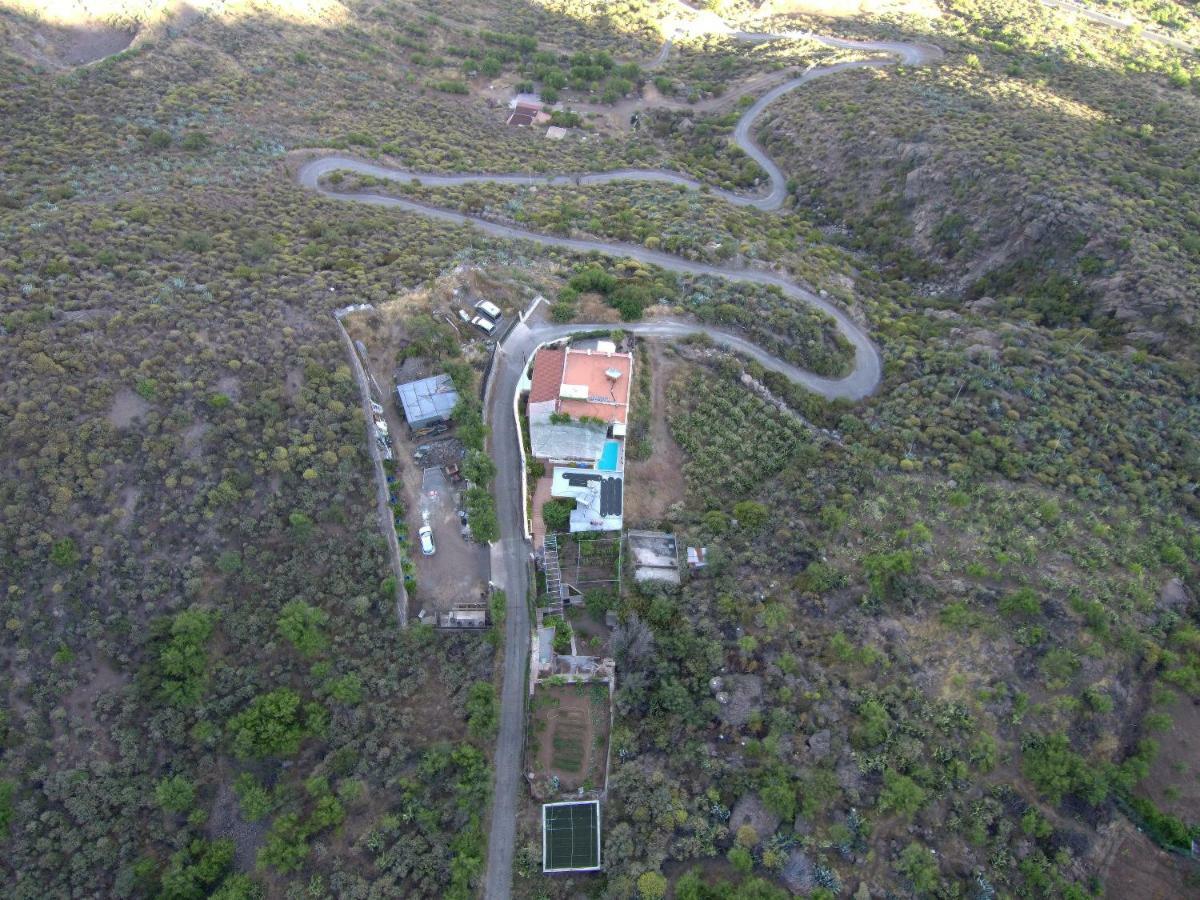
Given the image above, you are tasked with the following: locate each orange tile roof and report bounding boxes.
[558,349,632,423]
[528,348,566,403]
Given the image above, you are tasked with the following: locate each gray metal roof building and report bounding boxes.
[396,374,459,429]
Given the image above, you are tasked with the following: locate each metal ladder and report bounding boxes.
[543,534,565,617]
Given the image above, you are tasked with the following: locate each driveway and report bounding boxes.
[412,466,489,614]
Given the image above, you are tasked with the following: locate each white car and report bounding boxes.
[457,308,471,323]
[471,316,496,336]
[418,525,436,556]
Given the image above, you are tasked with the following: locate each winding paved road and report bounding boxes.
[294,21,941,900]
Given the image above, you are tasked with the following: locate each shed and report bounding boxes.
[507,103,541,126]
[396,374,459,429]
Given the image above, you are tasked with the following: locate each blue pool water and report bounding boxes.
[597,440,620,472]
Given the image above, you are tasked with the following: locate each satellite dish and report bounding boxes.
[605,368,622,380]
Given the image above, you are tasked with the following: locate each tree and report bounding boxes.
[759,769,797,821]
[257,812,309,873]
[159,838,234,900]
[453,399,489,451]
[0,780,14,832]
[209,874,262,900]
[277,600,328,656]
[465,486,499,542]
[155,775,195,813]
[227,689,315,759]
[462,450,496,485]
[612,615,655,670]
[159,608,215,706]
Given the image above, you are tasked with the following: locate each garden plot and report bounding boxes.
[558,532,622,600]
[530,682,611,794]
[667,369,811,507]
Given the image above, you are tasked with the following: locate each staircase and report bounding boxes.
[542,534,565,617]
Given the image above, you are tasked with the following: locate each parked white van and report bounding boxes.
[475,299,502,321]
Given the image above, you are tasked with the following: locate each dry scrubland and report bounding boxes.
[0,0,1198,898]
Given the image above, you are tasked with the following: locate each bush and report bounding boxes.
[897,842,939,892]
[227,689,319,759]
[542,498,573,533]
[466,486,499,542]
[1000,587,1041,618]
[637,871,668,900]
[732,500,769,531]
[233,773,273,822]
[465,681,498,740]
[277,600,328,657]
[878,770,927,818]
[155,775,195,813]
[1022,732,1108,805]
[49,538,79,567]
[0,780,16,832]
[180,131,210,151]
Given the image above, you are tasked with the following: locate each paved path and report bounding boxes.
[1039,0,1196,52]
[295,21,940,900]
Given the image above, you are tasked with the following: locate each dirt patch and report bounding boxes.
[574,292,623,324]
[530,682,610,793]
[623,343,687,525]
[56,656,127,766]
[1,12,138,68]
[216,374,241,400]
[108,388,150,428]
[117,485,141,530]
[566,605,613,657]
[1137,688,1200,821]
[1092,818,1199,899]
[208,775,267,872]
[60,24,137,64]
[410,465,489,616]
[531,471,554,547]
[182,422,209,459]
[284,366,304,399]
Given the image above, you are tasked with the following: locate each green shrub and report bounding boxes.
[542,498,574,533]
[1000,587,1041,618]
[878,770,927,818]
[227,689,319,759]
[277,600,328,657]
[154,775,195,813]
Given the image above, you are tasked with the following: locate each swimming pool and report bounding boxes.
[597,440,620,472]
